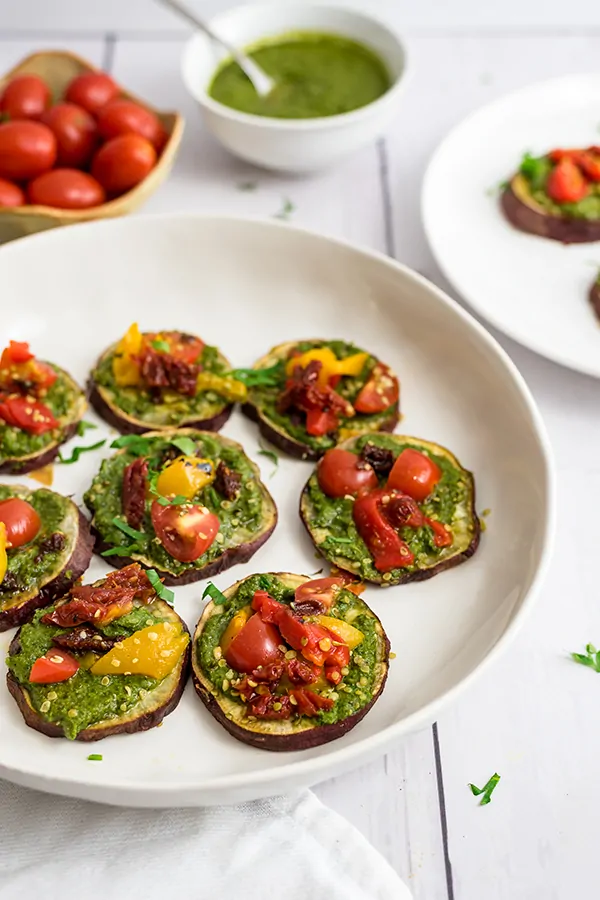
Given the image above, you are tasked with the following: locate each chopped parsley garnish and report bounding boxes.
[111,435,151,454]
[156,494,189,506]
[571,643,600,672]
[58,440,106,464]
[112,517,146,542]
[101,544,140,557]
[202,582,227,605]
[273,197,295,220]
[87,754,103,761]
[519,152,552,190]
[151,339,171,352]
[230,363,281,388]
[170,436,197,457]
[146,568,175,605]
[468,773,501,805]
[76,420,97,437]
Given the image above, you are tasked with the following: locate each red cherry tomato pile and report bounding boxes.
[546,147,600,204]
[0,70,167,210]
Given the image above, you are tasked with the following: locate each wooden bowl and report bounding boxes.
[0,50,184,242]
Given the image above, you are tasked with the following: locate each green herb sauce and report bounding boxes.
[304,433,475,581]
[209,32,391,119]
[197,573,383,726]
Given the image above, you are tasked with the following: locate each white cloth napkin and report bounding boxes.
[0,780,412,900]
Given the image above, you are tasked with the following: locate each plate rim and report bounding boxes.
[0,212,556,804]
[421,72,600,380]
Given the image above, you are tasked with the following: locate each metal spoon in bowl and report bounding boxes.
[157,0,275,97]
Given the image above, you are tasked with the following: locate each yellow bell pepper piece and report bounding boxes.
[220,605,251,654]
[196,372,247,403]
[156,456,214,500]
[315,615,364,649]
[113,322,143,387]
[285,348,368,388]
[90,621,189,679]
[0,523,7,585]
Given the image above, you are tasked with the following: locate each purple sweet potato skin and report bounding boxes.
[88,382,232,436]
[501,180,600,244]
[0,509,94,632]
[589,280,600,322]
[242,401,400,461]
[6,622,191,741]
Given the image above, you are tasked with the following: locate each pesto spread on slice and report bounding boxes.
[245,339,399,456]
[0,340,86,468]
[516,148,600,219]
[6,564,189,740]
[300,433,479,585]
[195,572,389,742]
[91,325,239,430]
[84,430,276,581]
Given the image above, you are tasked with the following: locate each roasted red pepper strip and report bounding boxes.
[0,396,58,434]
[425,517,453,548]
[353,488,415,570]
[291,688,334,716]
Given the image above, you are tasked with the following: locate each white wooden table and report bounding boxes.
[2,2,599,897]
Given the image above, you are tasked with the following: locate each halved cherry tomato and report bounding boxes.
[224,613,282,673]
[353,489,414,570]
[0,121,56,181]
[294,577,345,611]
[317,447,378,498]
[150,501,219,562]
[1,341,33,366]
[65,72,119,115]
[547,158,589,203]
[0,178,24,207]
[0,497,41,548]
[29,649,79,684]
[0,75,51,120]
[97,98,167,150]
[0,396,58,434]
[28,168,106,210]
[40,102,98,168]
[354,364,399,414]
[387,448,441,501]
[91,134,156,195]
[426,517,452,548]
[305,408,339,436]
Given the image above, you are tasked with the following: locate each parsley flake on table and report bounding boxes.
[468,773,501,806]
[571,643,600,673]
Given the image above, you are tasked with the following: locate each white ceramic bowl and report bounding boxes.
[181,2,408,172]
[0,214,553,806]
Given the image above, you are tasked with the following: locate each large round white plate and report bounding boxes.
[0,215,553,807]
[422,74,600,378]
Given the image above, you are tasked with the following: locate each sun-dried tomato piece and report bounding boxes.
[122,457,148,530]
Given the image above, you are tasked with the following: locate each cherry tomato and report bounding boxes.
[91,134,156,195]
[150,501,219,562]
[97,99,167,150]
[294,577,345,611]
[0,75,51,120]
[547,158,589,204]
[387,448,441,501]
[40,102,98,168]
[224,613,282,673]
[0,396,58,434]
[29,649,79,684]
[28,169,106,210]
[305,408,339,436]
[0,497,41,548]
[576,151,600,183]
[317,447,378,498]
[0,121,56,181]
[65,71,119,115]
[0,177,24,207]
[354,364,399,414]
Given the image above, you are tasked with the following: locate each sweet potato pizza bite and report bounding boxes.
[192,572,389,750]
[84,430,277,585]
[0,484,93,631]
[502,147,600,243]
[0,339,86,474]
[6,564,189,740]
[89,324,241,434]
[300,434,480,586]
[242,339,400,459]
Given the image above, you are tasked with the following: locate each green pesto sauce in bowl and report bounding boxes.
[209,33,391,119]
[198,573,383,726]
